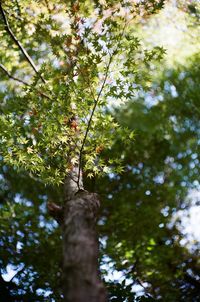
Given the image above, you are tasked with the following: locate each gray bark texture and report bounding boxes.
[62,169,107,302]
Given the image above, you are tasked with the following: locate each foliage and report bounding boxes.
[0,0,165,185]
[0,166,63,301]
[98,53,200,301]
[1,49,199,302]
[1,1,199,302]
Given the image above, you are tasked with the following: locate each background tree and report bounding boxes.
[0,0,165,301]
[100,54,200,302]
[98,1,200,300]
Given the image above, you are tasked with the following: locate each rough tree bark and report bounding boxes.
[61,167,107,302]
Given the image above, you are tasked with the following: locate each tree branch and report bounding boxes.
[0,63,51,100]
[0,3,46,83]
[3,8,23,21]
[0,63,29,85]
[47,201,64,225]
[77,55,112,188]
[77,21,128,188]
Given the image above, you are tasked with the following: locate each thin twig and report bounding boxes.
[0,3,46,83]
[0,63,51,100]
[44,0,52,13]
[77,20,128,187]
[136,278,153,298]
[76,64,97,101]
[3,8,23,21]
[0,63,29,85]
[77,55,112,188]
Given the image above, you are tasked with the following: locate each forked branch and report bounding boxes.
[0,3,46,83]
[0,63,51,99]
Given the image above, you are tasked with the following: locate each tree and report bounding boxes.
[1,51,200,301]
[0,0,165,301]
[98,52,200,302]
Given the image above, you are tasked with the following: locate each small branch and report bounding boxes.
[0,63,51,100]
[3,8,23,21]
[47,202,64,225]
[44,0,52,13]
[0,63,29,85]
[136,278,153,298]
[0,3,46,83]
[77,21,128,187]
[77,54,112,188]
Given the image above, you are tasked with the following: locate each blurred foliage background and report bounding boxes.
[0,0,200,301]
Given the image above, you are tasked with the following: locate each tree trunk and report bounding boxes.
[62,168,107,302]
